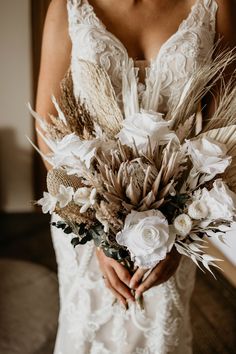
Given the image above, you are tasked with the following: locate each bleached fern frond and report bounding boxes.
[28,103,47,132]
[121,59,139,117]
[175,239,223,277]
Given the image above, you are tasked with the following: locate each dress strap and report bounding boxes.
[203,0,218,15]
[203,0,218,33]
[67,0,82,7]
[203,0,218,9]
[67,0,100,40]
[66,0,84,40]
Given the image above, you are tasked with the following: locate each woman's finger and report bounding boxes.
[107,266,135,302]
[103,274,127,306]
[135,249,181,296]
[129,268,148,289]
[112,261,132,288]
[135,260,168,297]
[96,248,134,301]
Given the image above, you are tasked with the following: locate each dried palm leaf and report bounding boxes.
[152,167,163,196]
[159,180,174,199]
[168,47,236,130]
[151,198,165,209]
[202,82,236,132]
[176,114,195,142]
[199,125,236,155]
[142,165,152,197]
[138,190,156,211]
[47,114,72,139]
[126,177,142,204]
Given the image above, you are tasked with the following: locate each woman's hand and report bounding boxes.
[96,248,135,306]
[129,247,181,299]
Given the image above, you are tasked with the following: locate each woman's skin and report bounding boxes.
[36,0,236,306]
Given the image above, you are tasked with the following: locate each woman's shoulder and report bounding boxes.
[46,0,68,26]
[43,0,71,52]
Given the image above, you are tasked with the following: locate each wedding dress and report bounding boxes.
[51,0,218,353]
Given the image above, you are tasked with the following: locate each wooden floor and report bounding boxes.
[1,212,236,354]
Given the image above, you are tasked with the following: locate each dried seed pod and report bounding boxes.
[47,168,82,196]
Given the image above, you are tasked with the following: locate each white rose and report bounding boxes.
[48,133,97,169]
[197,179,236,223]
[117,109,178,150]
[173,214,192,239]
[188,201,209,220]
[56,185,74,208]
[74,187,97,213]
[185,137,231,179]
[37,192,57,214]
[116,210,175,268]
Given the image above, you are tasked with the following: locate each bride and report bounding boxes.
[35,0,235,353]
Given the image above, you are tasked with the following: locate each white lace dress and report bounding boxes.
[51,0,218,353]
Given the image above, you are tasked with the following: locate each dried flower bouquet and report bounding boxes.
[29,50,236,276]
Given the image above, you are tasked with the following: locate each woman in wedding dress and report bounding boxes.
[35,0,235,353]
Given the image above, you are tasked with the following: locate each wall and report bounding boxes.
[0,0,33,212]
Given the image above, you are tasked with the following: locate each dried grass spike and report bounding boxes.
[74,60,123,138]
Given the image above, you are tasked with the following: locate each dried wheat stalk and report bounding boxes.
[71,59,123,138]
[59,69,95,139]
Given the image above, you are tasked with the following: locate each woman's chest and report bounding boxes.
[68,0,218,112]
[84,0,197,61]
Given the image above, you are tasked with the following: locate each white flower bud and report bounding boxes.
[56,185,74,208]
[174,214,192,239]
[188,201,208,220]
[74,187,97,213]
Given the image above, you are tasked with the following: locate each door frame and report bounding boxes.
[31,0,51,201]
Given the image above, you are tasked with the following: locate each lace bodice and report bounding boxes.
[67,0,218,113]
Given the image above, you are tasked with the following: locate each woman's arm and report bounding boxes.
[35,0,134,306]
[35,0,71,170]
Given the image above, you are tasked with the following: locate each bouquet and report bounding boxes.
[29,51,236,278]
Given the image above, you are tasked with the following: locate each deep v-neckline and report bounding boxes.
[84,0,202,65]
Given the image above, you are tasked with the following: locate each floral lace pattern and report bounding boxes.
[67,0,217,113]
[52,1,218,353]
